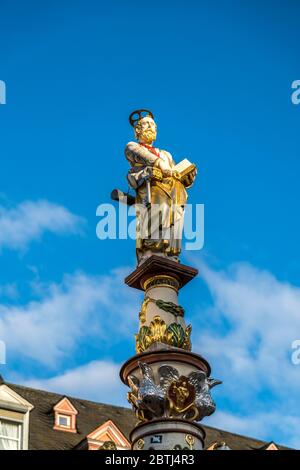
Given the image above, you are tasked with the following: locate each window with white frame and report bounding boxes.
[0,418,22,450]
[57,414,71,428]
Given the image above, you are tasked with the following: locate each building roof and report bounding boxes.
[5,382,289,450]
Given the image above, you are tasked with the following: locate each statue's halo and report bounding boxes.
[129,109,154,127]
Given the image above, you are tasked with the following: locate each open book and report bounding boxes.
[174,158,196,178]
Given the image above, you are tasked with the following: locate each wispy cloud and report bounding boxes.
[23,360,127,406]
[0,199,84,251]
[208,410,300,449]
[0,268,138,368]
[193,260,300,448]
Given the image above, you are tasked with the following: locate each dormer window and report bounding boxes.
[0,383,34,450]
[58,414,71,428]
[53,397,78,433]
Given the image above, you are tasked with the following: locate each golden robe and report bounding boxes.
[125,141,188,264]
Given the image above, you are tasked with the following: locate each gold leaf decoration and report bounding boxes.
[138,298,150,324]
[135,326,152,353]
[135,316,192,353]
[183,324,192,350]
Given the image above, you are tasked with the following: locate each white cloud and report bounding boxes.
[0,199,84,251]
[193,260,300,448]
[0,268,138,367]
[23,360,127,406]
[208,410,300,449]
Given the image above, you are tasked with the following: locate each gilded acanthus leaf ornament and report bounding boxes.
[166,322,185,347]
[138,298,150,324]
[135,316,192,353]
[149,316,171,343]
[135,325,153,353]
[183,324,192,350]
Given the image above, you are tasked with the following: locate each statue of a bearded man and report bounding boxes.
[125,109,197,265]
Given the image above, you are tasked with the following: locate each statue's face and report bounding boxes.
[135,116,157,144]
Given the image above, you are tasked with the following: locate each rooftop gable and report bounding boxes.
[0,384,34,411]
[53,396,78,415]
[86,420,130,450]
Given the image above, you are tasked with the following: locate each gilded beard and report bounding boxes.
[139,128,156,144]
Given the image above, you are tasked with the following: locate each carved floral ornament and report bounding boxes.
[127,362,221,422]
[135,315,191,353]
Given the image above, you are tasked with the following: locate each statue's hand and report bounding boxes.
[162,168,173,177]
[151,167,163,181]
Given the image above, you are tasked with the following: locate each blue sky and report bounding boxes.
[0,0,300,448]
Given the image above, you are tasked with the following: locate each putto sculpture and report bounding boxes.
[125,109,197,265]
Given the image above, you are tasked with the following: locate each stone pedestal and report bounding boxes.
[121,256,220,450]
[130,419,205,451]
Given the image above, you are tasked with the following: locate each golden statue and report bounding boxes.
[125,109,197,265]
